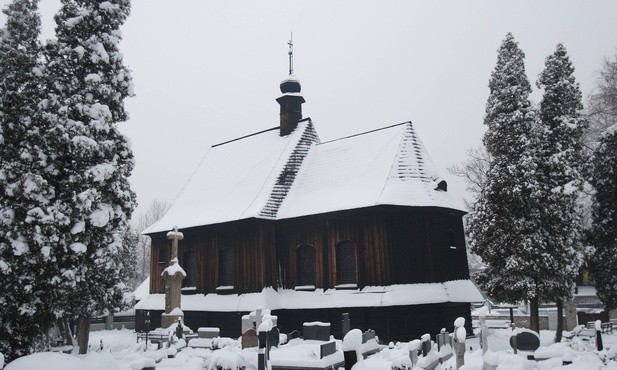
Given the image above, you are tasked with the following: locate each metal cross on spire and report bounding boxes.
[288,33,294,75]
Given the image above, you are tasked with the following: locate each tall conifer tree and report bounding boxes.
[468,33,545,331]
[0,0,59,360]
[590,126,617,311]
[535,44,586,341]
[44,0,136,353]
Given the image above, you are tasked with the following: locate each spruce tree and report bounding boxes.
[0,0,59,360]
[468,33,546,331]
[535,44,586,341]
[44,0,136,353]
[590,126,617,311]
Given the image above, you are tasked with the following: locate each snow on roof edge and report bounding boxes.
[134,279,483,312]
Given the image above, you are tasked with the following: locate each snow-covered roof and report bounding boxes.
[134,280,483,312]
[277,122,463,219]
[144,120,463,234]
[134,277,150,302]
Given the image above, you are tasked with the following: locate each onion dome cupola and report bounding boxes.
[277,37,305,136]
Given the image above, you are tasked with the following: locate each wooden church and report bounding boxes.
[135,50,482,341]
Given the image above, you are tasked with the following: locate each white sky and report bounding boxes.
[2,0,616,222]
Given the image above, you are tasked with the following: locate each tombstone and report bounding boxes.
[258,348,268,370]
[509,330,540,352]
[420,334,432,357]
[320,341,337,359]
[241,328,258,349]
[198,327,220,339]
[258,331,268,349]
[453,317,466,369]
[288,330,300,340]
[409,339,421,367]
[344,350,357,370]
[564,300,578,331]
[303,322,331,341]
[362,329,376,343]
[268,326,280,348]
[436,329,450,351]
[595,320,603,351]
[341,313,351,338]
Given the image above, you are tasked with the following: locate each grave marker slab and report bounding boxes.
[269,326,280,348]
[362,329,376,344]
[242,328,258,349]
[320,341,337,359]
[509,330,540,352]
[303,322,331,341]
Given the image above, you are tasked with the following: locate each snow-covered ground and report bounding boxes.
[3,327,617,369]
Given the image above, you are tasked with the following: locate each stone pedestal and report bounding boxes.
[565,300,578,331]
[161,226,186,329]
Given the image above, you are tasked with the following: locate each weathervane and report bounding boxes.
[288,33,294,75]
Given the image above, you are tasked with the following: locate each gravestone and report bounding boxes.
[320,341,337,359]
[509,330,540,351]
[421,336,432,357]
[258,331,268,349]
[198,327,220,339]
[341,313,350,338]
[269,326,280,348]
[362,329,376,343]
[437,330,450,351]
[242,328,258,349]
[288,330,300,340]
[303,322,331,341]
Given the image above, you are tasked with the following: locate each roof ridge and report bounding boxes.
[319,121,411,145]
[212,118,313,148]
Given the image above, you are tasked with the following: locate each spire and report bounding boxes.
[288,33,294,75]
[277,35,305,136]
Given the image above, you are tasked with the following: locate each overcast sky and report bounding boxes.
[2,0,617,224]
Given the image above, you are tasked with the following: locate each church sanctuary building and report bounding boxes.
[135,55,483,341]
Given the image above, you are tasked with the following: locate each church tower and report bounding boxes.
[277,37,305,136]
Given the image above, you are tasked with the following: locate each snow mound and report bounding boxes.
[343,329,363,351]
[4,352,120,370]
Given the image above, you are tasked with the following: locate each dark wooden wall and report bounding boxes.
[148,205,470,294]
[149,219,276,294]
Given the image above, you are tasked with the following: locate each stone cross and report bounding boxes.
[161,226,186,328]
[167,225,184,261]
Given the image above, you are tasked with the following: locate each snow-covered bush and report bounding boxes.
[203,348,245,370]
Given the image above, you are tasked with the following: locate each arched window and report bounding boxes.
[336,240,357,289]
[158,245,167,264]
[217,247,234,292]
[183,249,197,289]
[296,244,316,290]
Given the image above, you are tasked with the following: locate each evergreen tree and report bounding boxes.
[0,0,59,360]
[468,33,546,331]
[535,44,586,341]
[43,0,136,354]
[590,126,617,310]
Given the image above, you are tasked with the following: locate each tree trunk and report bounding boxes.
[530,297,540,332]
[555,300,563,343]
[77,315,91,354]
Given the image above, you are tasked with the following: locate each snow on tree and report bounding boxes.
[0,0,60,361]
[585,54,617,149]
[43,0,136,354]
[590,125,617,311]
[535,44,587,341]
[468,33,546,331]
